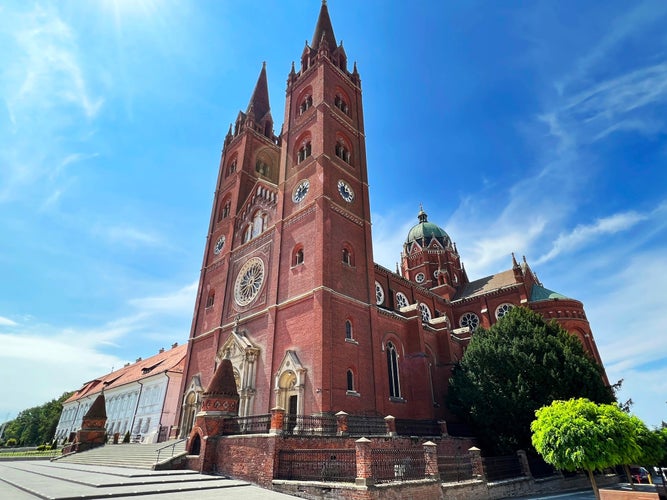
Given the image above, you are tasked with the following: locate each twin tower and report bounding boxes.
[176,2,605,438]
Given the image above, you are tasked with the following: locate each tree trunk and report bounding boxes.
[587,468,600,500]
[623,464,636,490]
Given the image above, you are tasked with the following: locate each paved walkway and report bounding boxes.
[0,460,296,499]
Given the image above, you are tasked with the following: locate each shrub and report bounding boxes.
[6,438,17,447]
[123,431,130,443]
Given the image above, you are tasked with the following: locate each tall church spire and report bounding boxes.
[246,62,271,122]
[311,0,337,52]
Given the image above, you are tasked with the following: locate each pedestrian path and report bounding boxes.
[0,460,295,499]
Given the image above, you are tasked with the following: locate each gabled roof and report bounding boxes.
[65,344,187,404]
[453,269,519,300]
[530,284,569,302]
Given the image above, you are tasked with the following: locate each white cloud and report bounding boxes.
[129,281,198,316]
[0,281,195,418]
[0,331,123,418]
[536,210,649,265]
[0,4,103,206]
[584,250,667,427]
[8,5,103,120]
[556,0,667,95]
[0,316,18,327]
[95,224,164,247]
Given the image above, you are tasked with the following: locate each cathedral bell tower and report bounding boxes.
[178,2,378,434]
[271,0,376,415]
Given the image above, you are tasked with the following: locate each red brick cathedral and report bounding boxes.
[176,2,606,438]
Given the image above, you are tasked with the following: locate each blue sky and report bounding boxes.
[1,1,665,429]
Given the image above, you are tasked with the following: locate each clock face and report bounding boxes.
[337,179,354,203]
[214,235,225,255]
[415,272,425,284]
[234,257,265,306]
[292,179,310,203]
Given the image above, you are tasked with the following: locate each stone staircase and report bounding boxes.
[54,440,187,469]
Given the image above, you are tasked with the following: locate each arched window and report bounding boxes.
[243,225,252,243]
[226,159,237,177]
[297,141,312,164]
[299,95,313,115]
[218,198,231,222]
[251,211,267,238]
[342,245,354,266]
[386,341,401,398]
[292,245,304,266]
[346,369,355,392]
[334,94,349,114]
[345,320,353,340]
[335,140,351,164]
[206,290,215,308]
[255,159,270,176]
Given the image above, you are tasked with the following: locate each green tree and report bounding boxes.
[531,398,640,500]
[447,307,614,454]
[633,418,665,466]
[2,392,72,446]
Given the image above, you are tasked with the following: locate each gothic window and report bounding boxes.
[495,303,514,319]
[375,281,385,305]
[345,320,353,340]
[251,211,267,238]
[206,290,215,308]
[299,95,313,115]
[420,303,432,323]
[334,94,349,114]
[342,245,354,266]
[218,198,231,222]
[335,140,351,164]
[395,292,408,309]
[292,245,304,266]
[243,225,252,243]
[255,159,270,176]
[346,369,355,392]
[460,312,480,331]
[226,159,237,177]
[297,141,312,164]
[386,341,401,398]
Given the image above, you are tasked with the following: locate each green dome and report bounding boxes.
[405,207,451,247]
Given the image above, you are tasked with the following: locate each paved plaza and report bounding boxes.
[0,460,296,499]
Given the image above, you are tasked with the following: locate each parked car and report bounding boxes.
[630,466,650,484]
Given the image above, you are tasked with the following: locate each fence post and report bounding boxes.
[469,446,486,482]
[335,411,349,437]
[384,415,396,437]
[423,441,438,479]
[517,449,532,478]
[438,420,448,436]
[270,407,285,435]
[355,437,374,486]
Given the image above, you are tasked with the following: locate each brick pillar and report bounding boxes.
[423,441,438,479]
[270,407,285,435]
[355,437,374,486]
[384,415,396,437]
[336,411,349,436]
[469,446,486,481]
[517,449,532,478]
[438,420,448,436]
